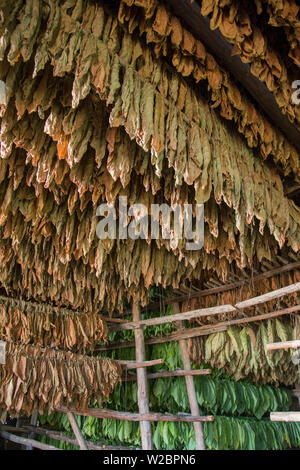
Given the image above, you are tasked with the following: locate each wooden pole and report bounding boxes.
[132,300,153,450]
[66,411,88,450]
[173,302,206,450]
[0,430,60,450]
[118,359,164,369]
[56,407,214,423]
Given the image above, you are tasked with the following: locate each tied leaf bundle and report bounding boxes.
[0,342,122,418]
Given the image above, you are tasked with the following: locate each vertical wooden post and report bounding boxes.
[132,300,153,450]
[173,302,206,450]
[67,411,88,450]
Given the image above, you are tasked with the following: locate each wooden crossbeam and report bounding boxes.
[97,326,227,351]
[111,283,300,334]
[270,412,300,422]
[110,305,236,331]
[56,407,214,423]
[118,359,164,369]
[123,369,211,381]
[132,300,153,450]
[0,430,60,450]
[235,282,300,309]
[143,261,300,312]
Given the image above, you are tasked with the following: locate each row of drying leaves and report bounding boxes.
[38,414,300,450]
[0,342,121,419]
[118,0,300,178]
[0,0,299,311]
[0,296,108,353]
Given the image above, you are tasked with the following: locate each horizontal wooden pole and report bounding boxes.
[123,369,211,381]
[235,282,300,309]
[143,261,300,312]
[96,326,227,351]
[266,340,300,352]
[56,407,214,423]
[118,359,164,369]
[111,305,236,331]
[0,430,60,450]
[270,412,300,422]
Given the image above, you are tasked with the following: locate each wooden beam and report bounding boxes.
[235,282,300,309]
[266,340,300,352]
[123,369,211,381]
[167,0,300,153]
[118,359,164,369]
[132,300,153,450]
[56,407,214,423]
[66,411,88,450]
[111,305,236,331]
[25,410,38,451]
[270,412,300,422]
[0,430,60,450]
[144,261,300,311]
[173,302,206,450]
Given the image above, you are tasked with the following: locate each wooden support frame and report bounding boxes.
[57,407,214,423]
[173,302,206,450]
[132,300,153,450]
